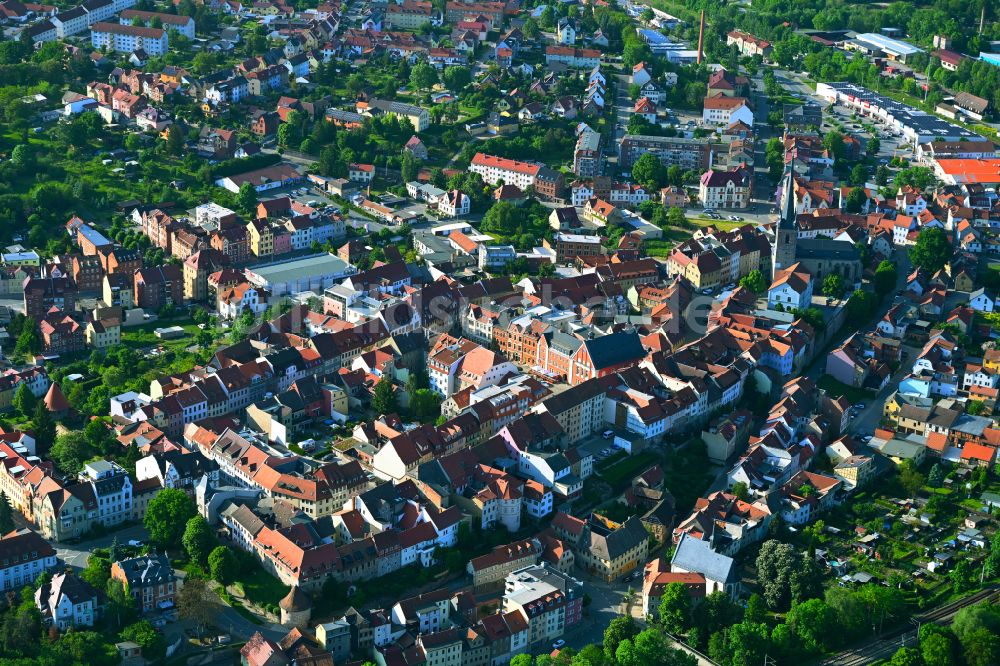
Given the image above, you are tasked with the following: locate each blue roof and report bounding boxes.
[981,52,1000,67]
[77,223,112,248]
[639,29,669,45]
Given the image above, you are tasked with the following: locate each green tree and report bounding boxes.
[631,153,668,192]
[52,631,119,666]
[121,620,166,661]
[0,492,13,534]
[756,540,822,610]
[84,418,115,457]
[658,582,692,635]
[442,65,471,90]
[616,629,696,666]
[850,164,867,186]
[32,400,56,454]
[709,621,771,666]
[691,592,742,648]
[667,207,686,227]
[949,560,975,594]
[510,656,533,666]
[603,616,639,662]
[12,383,34,417]
[745,593,767,624]
[182,515,215,564]
[372,375,398,415]
[876,165,890,186]
[823,130,845,161]
[927,463,945,488]
[899,460,926,496]
[236,182,258,214]
[49,431,93,475]
[895,166,937,191]
[481,201,520,237]
[822,273,846,299]
[81,553,112,589]
[410,61,438,90]
[962,628,1000,666]
[164,125,184,156]
[909,227,953,273]
[787,598,839,653]
[845,187,867,213]
[208,545,238,585]
[889,647,922,666]
[105,578,137,631]
[409,388,442,422]
[874,260,898,297]
[845,289,876,321]
[920,627,958,666]
[144,488,197,549]
[739,270,767,294]
[177,575,215,637]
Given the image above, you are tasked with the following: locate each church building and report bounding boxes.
[773,165,862,284]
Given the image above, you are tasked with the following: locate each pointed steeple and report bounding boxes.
[779,157,797,229]
[773,157,798,275]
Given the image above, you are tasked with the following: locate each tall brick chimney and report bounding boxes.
[697,10,705,64]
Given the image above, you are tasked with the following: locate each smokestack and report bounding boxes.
[697,10,705,64]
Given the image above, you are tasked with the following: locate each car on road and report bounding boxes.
[602,430,614,439]
[553,640,566,650]
[728,215,743,221]
[128,540,144,548]
[855,403,866,410]
[859,434,872,443]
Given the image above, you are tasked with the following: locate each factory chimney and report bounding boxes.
[697,10,705,64]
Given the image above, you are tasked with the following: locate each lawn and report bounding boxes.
[233,559,290,608]
[598,451,661,491]
[816,375,872,405]
[120,320,204,352]
[688,217,750,231]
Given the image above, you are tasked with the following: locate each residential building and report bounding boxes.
[91,22,168,55]
[110,553,177,612]
[0,528,56,592]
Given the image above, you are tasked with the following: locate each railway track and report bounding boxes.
[819,587,1000,666]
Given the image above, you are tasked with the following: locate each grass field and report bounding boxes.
[233,559,290,608]
[121,320,203,351]
[816,375,873,404]
[598,451,661,490]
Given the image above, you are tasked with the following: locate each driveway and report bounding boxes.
[54,523,150,569]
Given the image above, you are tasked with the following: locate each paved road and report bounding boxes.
[51,523,150,569]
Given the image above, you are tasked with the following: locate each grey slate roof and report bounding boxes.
[583,515,647,561]
[671,533,735,584]
[116,554,175,587]
[584,331,646,370]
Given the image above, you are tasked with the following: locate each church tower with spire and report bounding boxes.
[772,162,798,276]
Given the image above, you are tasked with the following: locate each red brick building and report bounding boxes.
[23,276,77,320]
[134,265,183,311]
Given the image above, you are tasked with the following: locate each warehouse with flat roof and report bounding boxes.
[245,253,356,297]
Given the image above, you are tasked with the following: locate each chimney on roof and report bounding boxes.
[697,11,705,64]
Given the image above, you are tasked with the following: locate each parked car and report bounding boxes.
[602,430,614,439]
